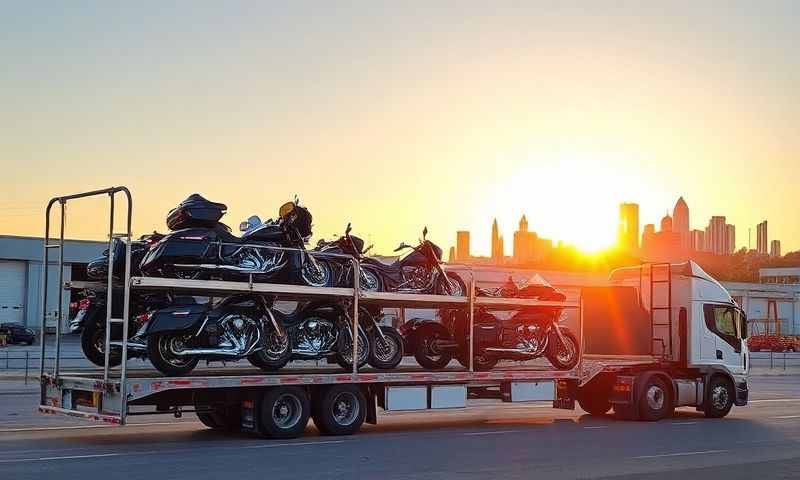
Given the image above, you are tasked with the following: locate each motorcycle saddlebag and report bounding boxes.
[167,194,227,231]
[147,303,209,335]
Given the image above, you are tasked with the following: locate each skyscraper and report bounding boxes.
[491,219,504,261]
[725,224,736,254]
[513,215,538,264]
[660,212,673,232]
[707,216,727,255]
[756,220,768,255]
[770,240,781,257]
[618,203,639,252]
[690,229,705,252]
[672,197,690,234]
[456,231,470,261]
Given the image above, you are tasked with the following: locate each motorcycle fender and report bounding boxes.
[146,305,208,335]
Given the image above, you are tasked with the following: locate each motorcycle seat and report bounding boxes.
[362,256,401,271]
[241,223,284,242]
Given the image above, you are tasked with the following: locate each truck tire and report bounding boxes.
[577,389,612,416]
[704,376,734,418]
[258,386,310,438]
[312,385,366,436]
[637,376,673,421]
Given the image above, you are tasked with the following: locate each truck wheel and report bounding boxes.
[704,376,734,418]
[577,388,612,416]
[414,330,453,369]
[147,333,199,376]
[258,386,310,438]
[312,385,366,436]
[638,376,673,421]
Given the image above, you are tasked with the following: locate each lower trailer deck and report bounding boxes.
[39,365,580,424]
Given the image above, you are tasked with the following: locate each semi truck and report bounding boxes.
[37,187,749,438]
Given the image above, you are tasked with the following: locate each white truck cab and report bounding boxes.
[578,261,748,420]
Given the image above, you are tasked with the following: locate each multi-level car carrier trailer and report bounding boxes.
[37,188,749,438]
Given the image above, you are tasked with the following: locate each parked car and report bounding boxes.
[0,323,36,345]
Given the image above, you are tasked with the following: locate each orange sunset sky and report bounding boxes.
[1,3,798,255]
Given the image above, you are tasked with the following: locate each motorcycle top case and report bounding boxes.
[167,193,227,231]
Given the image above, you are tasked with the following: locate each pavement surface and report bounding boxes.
[0,376,799,479]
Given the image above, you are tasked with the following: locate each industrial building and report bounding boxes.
[0,235,106,331]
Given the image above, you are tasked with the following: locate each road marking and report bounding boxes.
[633,449,728,459]
[583,426,608,429]
[770,415,800,419]
[0,421,200,433]
[463,430,514,436]
[749,398,800,403]
[243,440,347,449]
[0,453,121,464]
[670,421,698,425]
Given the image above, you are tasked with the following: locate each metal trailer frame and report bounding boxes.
[38,187,585,427]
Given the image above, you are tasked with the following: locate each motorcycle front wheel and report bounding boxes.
[147,333,199,376]
[545,329,580,370]
[436,272,466,297]
[300,259,334,288]
[248,328,292,372]
[335,325,370,370]
[359,267,382,292]
[368,326,404,370]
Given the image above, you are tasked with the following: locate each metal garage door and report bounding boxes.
[0,261,26,324]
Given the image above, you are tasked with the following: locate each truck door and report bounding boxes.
[701,303,746,373]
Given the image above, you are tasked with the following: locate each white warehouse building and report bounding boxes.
[0,235,106,331]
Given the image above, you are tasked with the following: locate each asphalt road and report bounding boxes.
[1,376,799,479]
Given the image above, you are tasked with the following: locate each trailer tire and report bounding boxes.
[313,385,366,436]
[258,386,310,438]
[197,411,224,430]
[704,375,734,418]
[638,376,673,421]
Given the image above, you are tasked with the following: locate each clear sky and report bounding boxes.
[2,2,798,255]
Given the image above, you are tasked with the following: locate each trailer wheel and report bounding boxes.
[704,376,734,418]
[638,376,673,421]
[197,411,224,430]
[258,386,310,438]
[312,385,366,436]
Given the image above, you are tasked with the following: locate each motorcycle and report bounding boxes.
[143,294,288,376]
[403,276,579,371]
[360,227,465,296]
[139,194,333,287]
[248,299,404,372]
[315,223,380,291]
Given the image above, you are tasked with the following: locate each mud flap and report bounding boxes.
[553,379,578,410]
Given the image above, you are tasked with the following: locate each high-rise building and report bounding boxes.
[618,203,639,252]
[756,221,768,255]
[690,229,705,252]
[447,246,456,263]
[491,219,504,261]
[707,216,727,255]
[770,240,781,257]
[725,224,736,254]
[673,197,689,234]
[456,231,470,261]
[660,212,673,232]
[513,215,538,264]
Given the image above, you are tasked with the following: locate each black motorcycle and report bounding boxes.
[361,227,465,296]
[403,277,579,371]
[139,194,333,287]
[315,223,380,291]
[248,299,404,372]
[76,233,169,366]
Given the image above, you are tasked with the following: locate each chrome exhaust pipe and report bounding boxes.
[483,347,541,356]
